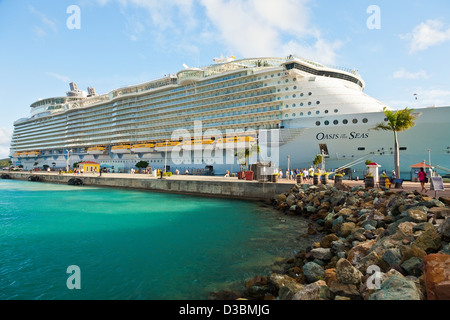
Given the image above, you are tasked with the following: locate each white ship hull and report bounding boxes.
[131,147,155,153]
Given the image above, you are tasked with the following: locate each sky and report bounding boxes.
[1,0,450,158]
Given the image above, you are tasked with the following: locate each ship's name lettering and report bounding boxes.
[316,132,369,141]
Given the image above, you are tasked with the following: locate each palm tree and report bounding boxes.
[373,107,418,179]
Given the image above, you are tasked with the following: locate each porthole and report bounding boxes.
[300,103,304,107]
[316,111,320,114]
[317,101,320,105]
[363,118,368,123]
[308,111,312,115]
[285,87,289,91]
[343,119,348,124]
[285,79,289,83]
[285,105,289,109]
[292,113,296,117]
[300,93,304,97]
[300,112,304,116]
[308,92,312,96]
[293,86,297,90]
[293,78,297,82]
[292,104,296,107]
[334,109,339,113]
[285,114,289,118]
[333,120,339,125]
[293,94,296,98]
[353,119,358,124]
[324,121,330,126]
[308,102,312,106]
[316,121,321,126]
[325,110,329,114]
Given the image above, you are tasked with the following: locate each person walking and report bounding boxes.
[417,167,428,193]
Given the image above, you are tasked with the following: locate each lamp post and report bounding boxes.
[66,149,72,172]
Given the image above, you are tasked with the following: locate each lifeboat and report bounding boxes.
[182,139,214,150]
[154,141,182,152]
[111,145,131,154]
[215,136,256,150]
[131,143,155,153]
[87,146,107,155]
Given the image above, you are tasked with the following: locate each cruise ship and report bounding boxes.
[10,56,450,178]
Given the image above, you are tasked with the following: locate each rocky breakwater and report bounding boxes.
[216,183,450,300]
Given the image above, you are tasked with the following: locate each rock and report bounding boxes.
[340,222,356,237]
[382,248,402,267]
[278,283,305,300]
[407,209,428,223]
[437,217,450,241]
[397,221,415,235]
[428,207,450,221]
[324,268,337,286]
[331,240,347,254]
[268,273,304,300]
[347,239,376,265]
[369,274,421,300]
[400,257,423,277]
[310,248,333,261]
[320,234,340,248]
[292,280,330,300]
[422,254,450,300]
[275,194,287,203]
[328,282,362,300]
[399,244,427,263]
[412,223,442,253]
[286,193,296,207]
[302,262,325,284]
[438,196,450,206]
[336,258,363,285]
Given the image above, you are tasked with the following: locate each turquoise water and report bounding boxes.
[0,180,311,300]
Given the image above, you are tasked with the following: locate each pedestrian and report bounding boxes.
[279,169,283,179]
[303,168,308,182]
[417,167,428,193]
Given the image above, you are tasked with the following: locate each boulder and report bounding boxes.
[369,274,421,300]
[275,194,287,204]
[324,268,337,286]
[382,248,402,267]
[407,209,428,223]
[292,280,330,300]
[400,257,423,277]
[412,223,442,253]
[422,254,450,300]
[310,248,333,261]
[347,239,376,265]
[340,222,356,237]
[438,196,450,206]
[286,194,296,207]
[336,258,363,285]
[302,262,325,284]
[437,217,450,241]
[328,282,362,300]
[320,234,340,248]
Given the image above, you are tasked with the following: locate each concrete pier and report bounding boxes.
[4,172,296,201]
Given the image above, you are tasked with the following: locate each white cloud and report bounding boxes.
[392,69,431,80]
[0,127,12,159]
[199,0,340,65]
[29,5,58,37]
[45,72,71,83]
[414,89,450,106]
[401,19,450,53]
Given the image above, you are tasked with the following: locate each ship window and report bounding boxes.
[400,147,407,151]
[333,120,339,125]
[363,118,368,123]
[317,101,320,105]
[271,74,274,78]
[343,119,348,124]
[293,86,297,90]
[300,112,304,116]
[316,121,321,126]
[316,111,320,114]
[285,114,289,118]
[277,89,281,92]
[308,92,312,96]
[334,109,339,113]
[292,113,296,117]
[292,104,296,107]
[358,147,366,151]
[325,110,329,114]
[308,102,312,106]
[300,93,304,97]
[293,78,297,82]
[300,103,304,107]
[293,94,296,98]
[286,105,289,108]
[285,87,289,91]
[353,119,358,124]
[308,111,312,115]
[285,79,289,83]
[324,121,330,126]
